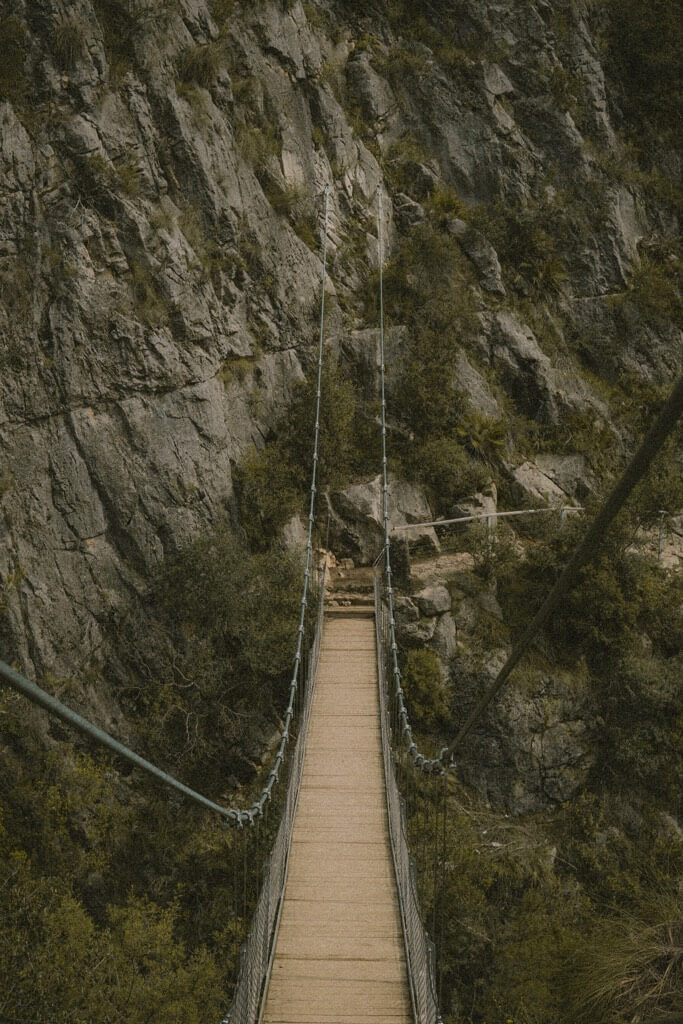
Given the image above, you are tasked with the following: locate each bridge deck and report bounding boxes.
[262,611,412,1024]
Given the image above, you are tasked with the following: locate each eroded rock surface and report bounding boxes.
[0,0,679,708]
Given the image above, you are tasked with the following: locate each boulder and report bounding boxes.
[346,51,398,131]
[327,476,439,565]
[399,617,438,645]
[487,311,613,425]
[394,192,425,230]
[431,612,457,663]
[455,352,501,419]
[483,63,514,97]
[508,455,594,506]
[490,311,560,424]
[448,218,506,296]
[451,484,498,528]
[394,595,419,623]
[341,326,410,402]
[509,461,567,506]
[415,584,451,617]
[534,454,594,500]
[281,514,307,554]
[454,660,595,813]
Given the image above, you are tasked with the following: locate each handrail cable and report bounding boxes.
[376,185,442,775]
[392,506,584,531]
[441,374,683,763]
[0,186,333,827]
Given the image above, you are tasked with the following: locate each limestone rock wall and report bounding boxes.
[0,0,679,702]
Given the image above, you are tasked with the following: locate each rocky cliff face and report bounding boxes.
[0,0,680,720]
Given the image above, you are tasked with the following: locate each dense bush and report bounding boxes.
[367,222,478,439]
[0,16,28,104]
[0,520,307,1022]
[402,648,449,729]
[603,0,682,153]
[177,42,223,89]
[402,435,489,515]
[0,713,242,1023]
[235,361,364,547]
[113,526,302,789]
[468,194,571,298]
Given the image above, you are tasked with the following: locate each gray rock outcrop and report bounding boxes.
[455,663,596,813]
[327,476,439,564]
[0,0,679,700]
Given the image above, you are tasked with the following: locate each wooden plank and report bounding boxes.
[261,614,411,1024]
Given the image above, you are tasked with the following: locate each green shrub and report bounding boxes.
[456,411,506,465]
[393,325,469,440]
[263,182,307,217]
[0,254,34,318]
[0,709,251,1023]
[0,16,28,103]
[211,0,235,29]
[129,258,168,326]
[42,244,78,300]
[402,649,448,729]
[403,435,489,514]
[114,527,303,787]
[569,893,683,1024]
[293,210,318,249]
[610,252,683,329]
[367,222,478,432]
[261,183,318,248]
[0,843,226,1023]
[603,0,683,153]
[235,444,303,547]
[382,135,443,203]
[76,151,120,196]
[93,0,139,79]
[53,15,87,71]
[279,362,359,494]
[177,42,222,89]
[423,184,468,226]
[468,195,570,297]
[481,884,589,1024]
[236,124,280,176]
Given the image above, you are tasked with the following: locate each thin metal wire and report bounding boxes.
[375,576,442,1024]
[224,568,326,1024]
[438,770,448,1006]
[391,506,584,530]
[375,186,442,775]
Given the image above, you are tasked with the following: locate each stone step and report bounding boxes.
[324,605,375,618]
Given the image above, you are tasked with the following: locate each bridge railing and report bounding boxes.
[223,562,327,1024]
[375,573,442,1024]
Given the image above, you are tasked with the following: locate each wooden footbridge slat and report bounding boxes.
[261,611,412,1024]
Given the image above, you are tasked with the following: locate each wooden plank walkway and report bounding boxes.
[261,610,412,1024]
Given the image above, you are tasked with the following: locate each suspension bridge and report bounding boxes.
[1,186,681,1024]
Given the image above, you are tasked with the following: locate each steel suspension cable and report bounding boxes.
[0,186,334,826]
[0,658,243,822]
[440,374,683,763]
[376,185,442,774]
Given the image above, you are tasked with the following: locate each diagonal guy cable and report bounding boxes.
[440,375,683,764]
[0,186,333,825]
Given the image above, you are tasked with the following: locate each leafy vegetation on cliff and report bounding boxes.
[402,477,682,1023]
[0,531,303,1022]
[0,0,681,1021]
